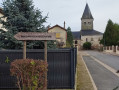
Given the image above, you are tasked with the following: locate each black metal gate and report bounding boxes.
[0,48,77,89]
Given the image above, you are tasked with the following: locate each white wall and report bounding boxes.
[81,35,103,48]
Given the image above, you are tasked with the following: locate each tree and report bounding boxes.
[0,0,55,49]
[66,27,73,47]
[83,42,91,50]
[100,19,119,46]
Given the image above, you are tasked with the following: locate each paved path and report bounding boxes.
[82,51,119,90]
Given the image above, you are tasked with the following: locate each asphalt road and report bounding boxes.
[83,51,119,90]
[86,51,119,71]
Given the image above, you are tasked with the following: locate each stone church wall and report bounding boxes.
[81,35,103,49]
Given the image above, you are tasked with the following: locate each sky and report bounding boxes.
[0,0,119,33]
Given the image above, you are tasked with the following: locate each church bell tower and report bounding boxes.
[81,3,94,30]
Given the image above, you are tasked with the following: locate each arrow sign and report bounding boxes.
[14,32,56,41]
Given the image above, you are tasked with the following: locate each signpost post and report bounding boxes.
[44,41,47,62]
[14,32,56,59]
[14,32,56,89]
[23,41,26,59]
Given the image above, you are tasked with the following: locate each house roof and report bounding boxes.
[72,30,103,39]
[0,8,3,14]
[72,31,81,39]
[48,24,66,31]
[80,30,103,36]
[81,3,93,19]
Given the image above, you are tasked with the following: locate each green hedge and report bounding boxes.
[10,59,48,90]
[83,42,91,50]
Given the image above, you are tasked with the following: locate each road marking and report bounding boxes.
[90,55,119,77]
[81,55,98,90]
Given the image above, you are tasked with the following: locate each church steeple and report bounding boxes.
[81,3,93,19]
[81,3,94,30]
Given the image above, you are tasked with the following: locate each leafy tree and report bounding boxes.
[66,41,71,48]
[66,27,73,47]
[100,19,119,46]
[0,0,55,49]
[83,42,91,50]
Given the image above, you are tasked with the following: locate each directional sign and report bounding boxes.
[14,32,56,41]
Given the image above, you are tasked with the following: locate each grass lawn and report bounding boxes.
[76,51,94,90]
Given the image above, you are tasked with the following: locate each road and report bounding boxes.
[86,51,119,71]
[82,51,119,90]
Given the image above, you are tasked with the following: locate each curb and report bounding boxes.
[81,55,97,90]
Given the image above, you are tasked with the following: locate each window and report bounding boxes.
[86,38,88,42]
[75,40,78,44]
[84,22,86,25]
[56,33,60,38]
[98,38,100,41]
[88,22,91,24]
[91,38,93,41]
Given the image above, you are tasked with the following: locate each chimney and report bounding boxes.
[64,21,65,29]
[47,25,50,32]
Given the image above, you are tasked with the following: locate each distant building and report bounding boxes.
[48,24,67,47]
[0,8,7,31]
[72,3,103,49]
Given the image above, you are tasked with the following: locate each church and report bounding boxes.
[72,3,103,49]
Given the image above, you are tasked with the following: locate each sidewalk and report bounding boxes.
[75,51,95,90]
[103,51,119,56]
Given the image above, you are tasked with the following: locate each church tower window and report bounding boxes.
[88,22,91,25]
[81,3,94,30]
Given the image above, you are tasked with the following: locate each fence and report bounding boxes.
[103,45,119,54]
[0,48,77,89]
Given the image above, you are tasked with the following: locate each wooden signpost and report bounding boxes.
[14,32,56,61]
[14,32,56,89]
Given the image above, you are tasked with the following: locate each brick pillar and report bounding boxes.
[116,45,118,52]
[106,46,107,51]
[103,47,105,51]
[109,46,111,50]
[112,45,114,52]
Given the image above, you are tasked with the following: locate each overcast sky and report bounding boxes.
[0,0,119,33]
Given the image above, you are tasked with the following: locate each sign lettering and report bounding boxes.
[14,32,56,41]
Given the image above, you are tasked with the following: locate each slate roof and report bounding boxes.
[72,30,103,39]
[81,3,93,19]
[72,31,81,39]
[0,8,3,14]
[81,30,103,36]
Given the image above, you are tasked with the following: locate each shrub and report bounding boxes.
[10,59,48,90]
[83,42,92,50]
